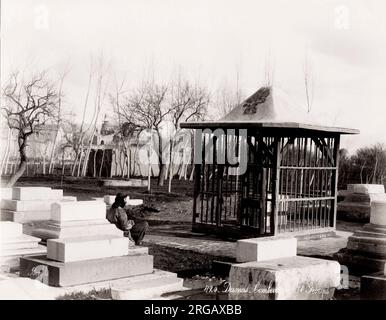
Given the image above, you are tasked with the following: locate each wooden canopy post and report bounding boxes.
[271,136,281,235]
[331,135,340,229]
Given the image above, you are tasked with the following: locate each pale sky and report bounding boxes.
[2,0,386,153]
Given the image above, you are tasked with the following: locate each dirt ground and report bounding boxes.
[4,175,194,223]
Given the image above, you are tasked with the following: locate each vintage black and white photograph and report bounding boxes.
[0,0,386,303]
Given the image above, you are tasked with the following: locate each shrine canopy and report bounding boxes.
[180,86,359,135]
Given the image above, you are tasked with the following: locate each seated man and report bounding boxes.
[106,193,149,245]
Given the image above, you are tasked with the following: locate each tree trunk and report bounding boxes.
[189,165,195,181]
[48,129,60,174]
[93,149,97,177]
[99,148,105,178]
[6,135,28,187]
[77,151,83,177]
[126,149,130,179]
[0,127,11,174]
[157,134,166,186]
[168,140,174,193]
[120,149,125,178]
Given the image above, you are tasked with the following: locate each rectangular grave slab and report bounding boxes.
[62,196,77,202]
[20,251,154,287]
[12,187,53,200]
[1,245,47,272]
[0,209,52,223]
[1,235,41,251]
[104,195,119,205]
[2,199,61,212]
[51,201,106,222]
[347,184,385,194]
[32,220,122,240]
[47,235,129,262]
[111,272,184,300]
[126,199,143,206]
[236,237,297,262]
[229,256,340,300]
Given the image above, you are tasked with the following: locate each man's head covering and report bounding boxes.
[113,192,128,208]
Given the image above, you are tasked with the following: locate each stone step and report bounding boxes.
[0,245,47,258]
[338,202,370,210]
[32,220,123,240]
[62,196,77,202]
[334,250,386,274]
[0,221,23,238]
[361,272,386,299]
[344,193,371,203]
[0,245,47,271]
[0,210,13,221]
[363,224,386,233]
[354,230,386,239]
[20,253,154,287]
[47,235,130,262]
[0,277,61,300]
[347,184,385,194]
[12,187,63,201]
[347,240,386,257]
[0,188,12,200]
[0,235,41,250]
[0,209,52,223]
[2,199,61,212]
[58,268,174,295]
[51,201,106,222]
[348,235,386,245]
[111,273,184,300]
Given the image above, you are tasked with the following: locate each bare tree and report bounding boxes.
[303,52,315,113]
[81,55,111,177]
[71,59,94,176]
[215,68,244,118]
[167,79,209,192]
[110,74,135,179]
[119,81,172,186]
[48,65,70,174]
[264,51,275,87]
[1,72,58,186]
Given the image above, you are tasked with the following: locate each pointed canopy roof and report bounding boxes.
[180,86,359,134]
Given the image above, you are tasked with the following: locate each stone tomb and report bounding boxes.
[337,184,386,222]
[228,237,341,300]
[20,201,184,298]
[0,187,76,223]
[229,256,340,300]
[92,195,143,207]
[92,195,119,206]
[335,199,386,274]
[236,237,297,263]
[20,201,152,286]
[0,221,46,271]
